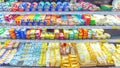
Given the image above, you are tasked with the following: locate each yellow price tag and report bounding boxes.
[116,40,120,43]
[112,26,118,29]
[99,40,107,42]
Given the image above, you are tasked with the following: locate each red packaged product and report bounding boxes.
[11,2,21,11]
[59,32,64,40]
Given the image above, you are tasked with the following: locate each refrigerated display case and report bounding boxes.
[0,0,120,68]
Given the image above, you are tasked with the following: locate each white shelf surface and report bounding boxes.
[1,11,120,15]
[0,26,120,29]
[1,39,120,43]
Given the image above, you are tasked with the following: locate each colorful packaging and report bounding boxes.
[45,14,51,26]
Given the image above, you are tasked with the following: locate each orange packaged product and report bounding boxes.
[9,28,15,33]
[10,33,16,39]
[26,30,31,39]
[51,15,57,25]
[14,15,23,25]
[78,28,84,39]
[45,14,51,26]
[54,29,60,39]
[83,29,88,39]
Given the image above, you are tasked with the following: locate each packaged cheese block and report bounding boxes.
[76,43,91,63]
[89,43,107,64]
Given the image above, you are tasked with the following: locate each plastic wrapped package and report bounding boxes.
[89,43,108,65]
[112,0,120,11]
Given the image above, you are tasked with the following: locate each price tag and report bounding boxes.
[99,40,107,42]
[112,26,118,29]
[116,40,120,43]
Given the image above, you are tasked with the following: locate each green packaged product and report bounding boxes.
[69,31,74,40]
[33,14,41,26]
[73,30,78,39]
[100,5,113,11]
[90,18,96,26]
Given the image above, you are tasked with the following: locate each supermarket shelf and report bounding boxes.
[1,11,120,15]
[1,39,120,43]
[0,26,120,29]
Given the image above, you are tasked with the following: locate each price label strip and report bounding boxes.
[99,40,107,42]
[112,26,118,29]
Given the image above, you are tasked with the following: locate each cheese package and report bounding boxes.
[89,43,107,65]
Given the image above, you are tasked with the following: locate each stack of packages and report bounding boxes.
[0,28,111,40]
[2,14,120,26]
[38,43,61,67]
[76,43,96,66]
[0,41,120,67]
[78,28,111,39]
[10,42,41,66]
[76,42,120,66]
[0,40,20,65]
[60,43,80,68]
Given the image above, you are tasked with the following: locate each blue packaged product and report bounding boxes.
[20,28,26,39]
[38,2,44,11]
[14,28,21,39]
[21,19,27,26]
[44,2,51,11]
[25,2,31,11]
[80,19,85,25]
[56,2,62,11]
[0,3,3,11]
[50,2,56,11]
[21,2,27,11]
[61,15,68,25]
[18,3,24,11]
[9,59,18,66]
[0,14,4,24]
[3,2,8,11]
[76,14,82,19]
[63,2,69,6]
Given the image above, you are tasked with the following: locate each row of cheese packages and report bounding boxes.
[0,28,111,40]
[76,42,120,66]
[2,14,120,26]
